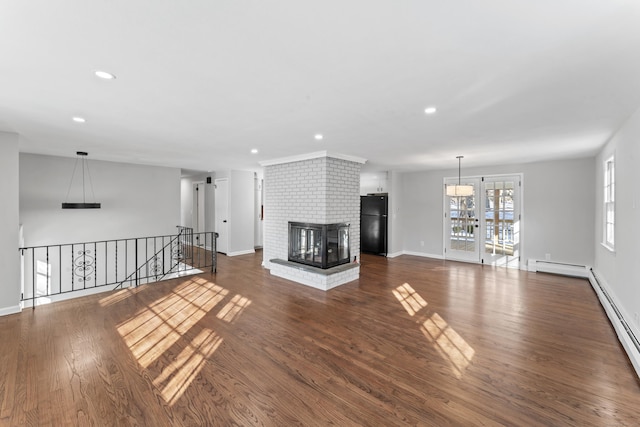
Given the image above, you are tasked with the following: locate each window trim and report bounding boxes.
[602,155,615,252]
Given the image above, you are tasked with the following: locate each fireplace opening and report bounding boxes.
[288,222,350,269]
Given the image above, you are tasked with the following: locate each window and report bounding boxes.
[603,156,615,250]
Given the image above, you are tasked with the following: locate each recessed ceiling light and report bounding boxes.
[95,70,116,80]
[314,134,323,140]
[72,116,86,123]
[424,106,437,115]
[251,148,258,154]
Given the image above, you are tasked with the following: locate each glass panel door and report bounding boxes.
[482,177,520,267]
[445,178,481,262]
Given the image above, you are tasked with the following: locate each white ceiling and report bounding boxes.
[2,1,640,174]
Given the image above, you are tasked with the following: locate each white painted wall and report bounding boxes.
[215,170,230,179]
[387,171,403,257]
[399,157,595,267]
[594,107,640,338]
[254,172,264,248]
[180,177,194,228]
[0,132,20,315]
[228,170,255,255]
[20,153,180,247]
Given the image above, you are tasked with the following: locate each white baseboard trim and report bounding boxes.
[589,268,640,379]
[386,251,404,258]
[226,249,256,257]
[0,304,22,317]
[20,284,124,309]
[402,251,444,260]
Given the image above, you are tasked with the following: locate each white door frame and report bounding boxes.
[214,178,229,254]
[192,181,206,246]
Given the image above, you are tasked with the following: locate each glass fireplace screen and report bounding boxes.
[288,222,350,269]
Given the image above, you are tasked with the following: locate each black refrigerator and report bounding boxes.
[360,195,388,256]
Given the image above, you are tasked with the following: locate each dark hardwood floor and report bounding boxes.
[1,252,638,426]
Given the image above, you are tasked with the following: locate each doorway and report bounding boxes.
[214,178,229,254]
[444,175,521,267]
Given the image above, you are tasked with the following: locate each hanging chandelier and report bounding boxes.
[62,151,101,209]
[445,156,474,197]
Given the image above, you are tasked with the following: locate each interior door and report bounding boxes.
[214,178,229,254]
[444,177,481,262]
[481,176,520,267]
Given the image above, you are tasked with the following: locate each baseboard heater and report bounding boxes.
[527,259,589,278]
[588,269,640,378]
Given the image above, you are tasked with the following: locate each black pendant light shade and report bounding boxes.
[62,202,101,209]
[62,151,102,209]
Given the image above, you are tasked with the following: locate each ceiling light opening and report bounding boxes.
[424,107,437,115]
[72,117,86,123]
[314,134,323,140]
[95,70,116,80]
[251,149,258,154]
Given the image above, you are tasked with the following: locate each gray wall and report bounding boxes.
[595,107,640,337]
[399,157,596,267]
[20,153,181,246]
[0,132,20,314]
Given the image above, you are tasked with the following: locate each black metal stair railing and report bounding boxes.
[19,226,217,308]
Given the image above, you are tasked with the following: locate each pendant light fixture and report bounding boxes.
[62,151,101,209]
[446,156,474,197]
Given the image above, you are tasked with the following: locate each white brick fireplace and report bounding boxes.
[260,151,366,290]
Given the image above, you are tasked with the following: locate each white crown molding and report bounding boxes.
[259,150,367,167]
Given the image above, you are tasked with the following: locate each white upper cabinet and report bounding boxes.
[360,172,388,195]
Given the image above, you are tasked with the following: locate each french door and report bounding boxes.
[445,177,482,262]
[444,175,521,267]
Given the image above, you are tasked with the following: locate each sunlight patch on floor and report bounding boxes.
[393,283,427,316]
[113,276,255,405]
[216,294,252,323]
[116,278,228,368]
[392,282,475,379]
[153,328,223,405]
[420,312,475,379]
